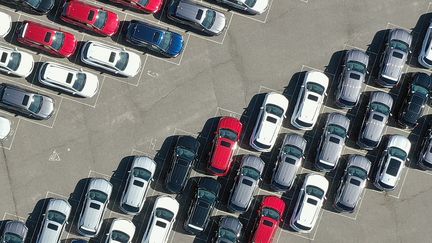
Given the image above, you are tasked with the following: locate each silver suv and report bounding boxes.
[36,198,72,243]
[418,129,432,170]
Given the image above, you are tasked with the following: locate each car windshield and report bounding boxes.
[390,39,409,53]
[218,228,236,241]
[198,188,216,202]
[346,61,366,74]
[347,166,368,180]
[88,189,108,203]
[282,145,302,158]
[412,84,429,95]
[93,10,108,29]
[370,102,390,116]
[262,207,280,220]
[6,52,21,71]
[72,73,86,91]
[306,82,325,95]
[25,0,42,8]
[28,95,43,113]
[388,147,408,160]
[51,32,65,51]
[159,31,173,52]
[241,166,260,180]
[132,167,152,180]
[265,104,284,117]
[47,210,66,224]
[219,128,238,141]
[327,124,347,138]
[155,208,175,221]
[176,146,195,160]
[305,185,325,199]
[111,230,130,243]
[244,0,257,7]
[202,10,216,30]
[3,233,23,243]
[115,52,129,71]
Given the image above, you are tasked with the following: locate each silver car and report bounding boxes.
[334,155,371,213]
[227,155,264,213]
[1,220,27,243]
[418,129,432,170]
[120,156,156,215]
[335,49,369,109]
[377,28,412,88]
[316,113,350,172]
[77,178,113,237]
[215,0,268,15]
[36,198,72,243]
[271,133,306,191]
[357,91,393,150]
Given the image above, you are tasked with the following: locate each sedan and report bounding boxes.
[208,116,242,176]
[334,155,371,213]
[228,155,265,213]
[77,178,113,237]
[184,177,221,235]
[418,19,432,68]
[250,196,286,243]
[35,198,72,243]
[0,221,28,243]
[80,41,141,77]
[167,0,226,36]
[126,20,184,58]
[0,12,12,38]
[0,45,34,77]
[418,129,432,170]
[316,113,350,172]
[1,0,55,14]
[271,133,306,191]
[213,216,242,243]
[0,83,54,120]
[120,156,156,215]
[38,62,99,98]
[105,219,135,243]
[215,0,268,15]
[61,1,120,37]
[291,71,329,130]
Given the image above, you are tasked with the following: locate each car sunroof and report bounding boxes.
[0,53,7,63]
[196,9,203,20]
[66,73,73,84]
[220,141,231,148]
[44,32,51,43]
[350,73,361,80]
[109,52,116,62]
[307,94,318,101]
[242,178,253,186]
[22,95,29,106]
[372,114,384,121]
[90,202,101,210]
[392,52,403,59]
[88,10,95,21]
[133,180,144,187]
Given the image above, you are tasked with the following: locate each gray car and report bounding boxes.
[271,133,306,191]
[227,155,264,213]
[334,155,371,213]
[0,83,54,120]
[167,0,226,36]
[1,221,27,243]
[214,216,243,243]
[357,91,393,150]
[77,178,113,237]
[377,28,412,88]
[36,198,72,243]
[335,49,369,109]
[418,129,432,170]
[316,113,350,172]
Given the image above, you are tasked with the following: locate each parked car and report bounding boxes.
[120,156,156,215]
[0,45,34,77]
[0,220,28,243]
[250,196,286,243]
[165,135,200,193]
[208,116,242,176]
[335,49,369,109]
[0,83,54,120]
[61,1,120,37]
[291,71,329,130]
[213,216,242,243]
[398,73,432,129]
[316,113,350,172]
[0,116,11,140]
[167,0,226,36]
[184,177,221,235]
[228,155,264,213]
[80,41,141,77]
[38,62,99,98]
[0,12,12,37]
[141,195,179,243]
[357,91,393,150]
[374,135,411,191]
[126,20,184,58]
[418,129,432,170]
[77,178,113,237]
[377,28,412,88]
[1,0,54,14]
[271,133,306,191]
[215,0,268,14]
[17,21,77,58]
[290,173,328,233]
[105,219,135,243]
[419,19,432,68]
[109,0,163,13]
[334,155,371,213]
[35,198,72,243]
[250,92,288,152]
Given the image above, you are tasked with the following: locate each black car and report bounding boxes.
[213,216,243,243]
[1,0,55,14]
[184,177,221,235]
[165,135,200,193]
[398,73,432,129]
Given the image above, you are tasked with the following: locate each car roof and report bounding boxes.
[176,0,206,24]
[218,116,242,133]
[132,155,157,173]
[1,84,31,108]
[65,0,98,25]
[21,21,54,45]
[262,196,286,215]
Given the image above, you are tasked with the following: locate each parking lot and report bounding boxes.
[0,0,431,242]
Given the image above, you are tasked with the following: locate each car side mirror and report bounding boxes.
[80,68,83,72]
[260,107,263,110]
[14,47,18,51]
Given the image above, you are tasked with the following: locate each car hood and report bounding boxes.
[39,96,55,118]
[231,176,257,209]
[58,32,77,57]
[339,177,363,208]
[274,157,298,187]
[166,32,184,57]
[388,135,411,153]
[108,219,135,243]
[79,72,99,98]
[0,116,11,140]
[319,134,344,165]
[15,51,34,77]
[101,11,120,36]
[145,0,164,13]
[208,11,226,35]
[4,221,27,239]
[0,12,11,37]
[122,51,141,77]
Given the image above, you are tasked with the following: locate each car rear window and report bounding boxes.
[349,73,361,80]
[66,73,73,84]
[0,53,7,63]
[90,202,101,210]
[47,223,59,231]
[329,137,340,144]
[133,180,144,187]
[196,9,203,20]
[88,10,95,21]
[307,94,318,101]
[349,178,361,186]
[266,116,277,123]
[263,220,273,227]
[22,95,29,106]
[307,198,318,205]
[242,178,253,186]
[372,114,384,121]
[44,32,52,43]
[392,52,403,59]
[156,220,167,228]
[220,141,231,148]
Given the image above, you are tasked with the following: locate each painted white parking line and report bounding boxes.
[2,212,26,221]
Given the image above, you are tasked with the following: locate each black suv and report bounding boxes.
[165,135,200,193]
[184,177,221,235]
[1,0,55,14]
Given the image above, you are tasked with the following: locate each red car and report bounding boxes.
[61,0,120,37]
[251,196,286,243]
[208,117,243,176]
[17,21,77,58]
[109,0,163,14]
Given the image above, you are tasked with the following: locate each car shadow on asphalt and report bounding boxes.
[408,12,432,68]
[152,135,177,193]
[195,116,220,173]
[282,71,306,130]
[25,197,51,242]
[239,93,266,150]
[65,177,91,236]
[106,155,134,214]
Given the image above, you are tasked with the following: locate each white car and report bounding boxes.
[0,12,12,37]
[0,45,34,77]
[120,156,156,215]
[249,92,288,152]
[419,19,432,68]
[36,198,72,243]
[80,41,141,77]
[38,62,99,98]
[374,135,411,191]
[0,116,11,140]
[141,195,179,243]
[105,219,135,243]
[291,71,329,130]
[290,173,328,233]
[216,0,268,14]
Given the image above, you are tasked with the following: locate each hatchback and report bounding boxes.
[36,198,72,243]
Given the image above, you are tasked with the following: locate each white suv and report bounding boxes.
[0,45,34,78]
[419,19,432,68]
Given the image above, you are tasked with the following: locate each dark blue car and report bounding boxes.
[126,20,184,58]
